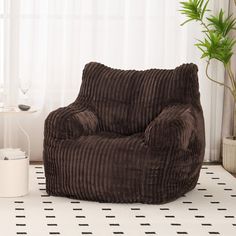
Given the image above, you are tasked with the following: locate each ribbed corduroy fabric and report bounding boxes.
[43,62,205,204]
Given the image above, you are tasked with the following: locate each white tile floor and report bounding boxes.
[0,165,236,236]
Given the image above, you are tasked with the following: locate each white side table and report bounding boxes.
[0,106,37,197]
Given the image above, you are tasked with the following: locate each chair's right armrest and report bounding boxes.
[144,104,195,150]
[44,104,98,140]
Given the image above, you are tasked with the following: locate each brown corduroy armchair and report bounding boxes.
[43,62,205,204]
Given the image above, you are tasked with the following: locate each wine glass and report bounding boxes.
[19,79,31,105]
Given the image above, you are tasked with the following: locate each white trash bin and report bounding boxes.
[0,157,29,197]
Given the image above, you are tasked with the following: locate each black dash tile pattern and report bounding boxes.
[43,62,205,204]
[171,223,181,226]
[15,201,27,235]
[39,167,61,236]
[140,223,151,226]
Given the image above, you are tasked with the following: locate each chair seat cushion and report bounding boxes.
[45,132,148,203]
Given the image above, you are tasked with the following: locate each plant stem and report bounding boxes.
[226,62,236,136]
[205,60,235,97]
[200,19,210,32]
[226,62,236,99]
[234,102,236,137]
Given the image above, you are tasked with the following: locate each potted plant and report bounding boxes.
[180,0,236,172]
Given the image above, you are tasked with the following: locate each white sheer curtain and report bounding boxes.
[0,0,228,161]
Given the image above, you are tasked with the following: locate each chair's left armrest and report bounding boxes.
[44,104,98,140]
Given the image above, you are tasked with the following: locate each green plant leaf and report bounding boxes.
[194,31,236,64]
[180,0,204,24]
[200,0,209,20]
[181,18,196,26]
[207,10,236,36]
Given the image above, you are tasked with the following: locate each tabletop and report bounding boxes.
[0,106,37,114]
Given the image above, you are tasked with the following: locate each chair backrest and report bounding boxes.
[77,62,201,135]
